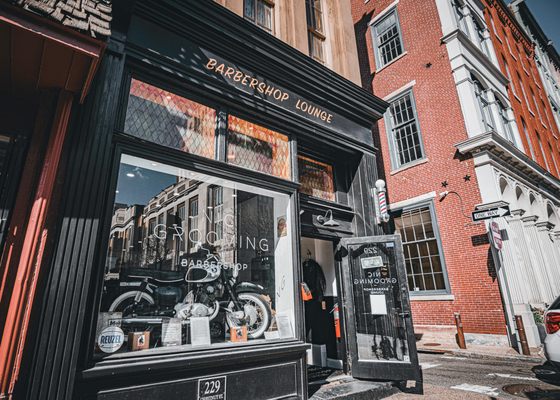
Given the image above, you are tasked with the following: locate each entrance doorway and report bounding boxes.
[301,237,344,376]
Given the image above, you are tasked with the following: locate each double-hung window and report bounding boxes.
[306,0,325,63]
[387,91,424,168]
[473,17,490,58]
[497,100,514,143]
[452,0,469,35]
[372,9,404,68]
[521,118,536,160]
[536,132,550,171]
[472,75,494,131]
[394,203,448,292]
[502,56,517,97]
[244,0,273,33]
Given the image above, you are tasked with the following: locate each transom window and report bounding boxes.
[372,10,404,68]
[125,79,217,159]
[394,205,447,292]
[244,0,273,33]
[124,79,292,181]
[298,155,335,201]
[227,115,291,179]
[305,0,325,63]
[387,91,424,168]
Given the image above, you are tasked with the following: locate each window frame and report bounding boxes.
[392,200,451,295]
[472,75,495,132]
[244,0,274,34]
[305,0,326,63]
[371,8,405,69]
[385,89,426,170]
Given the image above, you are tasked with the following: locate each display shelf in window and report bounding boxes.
[124,79,217,159]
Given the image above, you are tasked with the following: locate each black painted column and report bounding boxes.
[18,38,126,400]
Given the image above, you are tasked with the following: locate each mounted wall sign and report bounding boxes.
[198,376,226,400]
[127,16,374,147]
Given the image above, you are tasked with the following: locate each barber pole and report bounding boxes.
[374,180,390,224]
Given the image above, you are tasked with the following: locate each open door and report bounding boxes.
[337,235,422,387]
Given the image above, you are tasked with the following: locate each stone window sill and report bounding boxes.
[375,51,408,74]
[390,157,429,175]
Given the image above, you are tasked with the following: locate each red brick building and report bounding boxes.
[351,0,560,349]
[486,0,560,176]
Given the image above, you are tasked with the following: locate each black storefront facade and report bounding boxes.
[14,1,420,399]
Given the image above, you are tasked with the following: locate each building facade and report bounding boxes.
[351,0,560,349]
[2,1,423,399]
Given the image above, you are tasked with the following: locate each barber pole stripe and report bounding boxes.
[378,191,387,215]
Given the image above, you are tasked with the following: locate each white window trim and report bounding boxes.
[369,0,399,26]
[383,80,416,102]
[389,191,437,211]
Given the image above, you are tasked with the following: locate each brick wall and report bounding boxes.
[351,0,507,335]
[485,0,560,178]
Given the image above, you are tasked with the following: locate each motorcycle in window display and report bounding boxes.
[107,245,273,345]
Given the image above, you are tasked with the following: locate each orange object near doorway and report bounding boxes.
[301,282,313,301]
[332,303,341,339]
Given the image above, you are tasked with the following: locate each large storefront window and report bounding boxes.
[124,79,217,159]
[96,154,295,356]
[227,115,291,179]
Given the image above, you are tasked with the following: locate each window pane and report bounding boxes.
[125,79,216,159]
[227,115,291,179]
[244,0,255,20]
[298,155,335,201]
[390,93,423,167]
[374,11,403,66]
[97,154,295,356]
[393,205,446,292]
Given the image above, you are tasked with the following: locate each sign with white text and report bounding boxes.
[472,206,510,222]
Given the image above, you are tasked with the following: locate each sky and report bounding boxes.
[507,0,560,48]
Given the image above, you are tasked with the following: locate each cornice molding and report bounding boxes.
[442,29,509,87]
[455,131,560,194]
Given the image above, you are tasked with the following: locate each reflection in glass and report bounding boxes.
[125,79,216,159]
[227,115,291,179]
[348,242,410,362]
[298,156,335,201]
[98,155,295,356]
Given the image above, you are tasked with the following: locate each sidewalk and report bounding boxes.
[417,335,545,363]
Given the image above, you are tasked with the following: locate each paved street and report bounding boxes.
[389,353,560,399]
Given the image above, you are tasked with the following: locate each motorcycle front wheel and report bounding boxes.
[225,293,271,339]
[109,290,155,316]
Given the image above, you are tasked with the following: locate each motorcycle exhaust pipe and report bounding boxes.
[120,317,190,325]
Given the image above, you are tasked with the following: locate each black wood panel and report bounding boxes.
[19,44,127,400]
[97,362,299,400]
